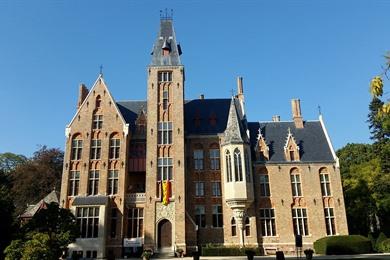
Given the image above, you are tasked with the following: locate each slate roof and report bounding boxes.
[150,19,182,66]
[117,99,232,136]
[117,101,147,132]
[248,121,335,163]
[73,196,109,206]
[20,190,59,218]
[116,99,334,163]
[184,99,231,136]
[222,98,245,144]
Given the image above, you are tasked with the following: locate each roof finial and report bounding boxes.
[318,105,322,116]
[99,64,103,76]
[230,89,235,97]
[288,127,292,136]
[160,8,173,20]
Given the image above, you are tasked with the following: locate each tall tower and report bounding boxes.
[144,16,186,253]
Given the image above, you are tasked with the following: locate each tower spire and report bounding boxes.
[150,15,182,66]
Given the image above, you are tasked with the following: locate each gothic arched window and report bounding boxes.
[225,150,232,182]
[234,148,243,182]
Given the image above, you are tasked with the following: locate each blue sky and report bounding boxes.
[1,0,389,156]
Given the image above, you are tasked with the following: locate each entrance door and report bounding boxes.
[158,219,172,248]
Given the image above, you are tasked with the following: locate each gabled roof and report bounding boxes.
[248,121,334,163]
[20,190,59,218]
[150,19,182,66]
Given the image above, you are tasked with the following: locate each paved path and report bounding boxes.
[121,253,390,260]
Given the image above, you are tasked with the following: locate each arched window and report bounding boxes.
[245,217,250,236]
[320,168,331,197]
[225,150,232,182]
[231,218,237,236]
[234,148,243,182]
[290,168,302,197]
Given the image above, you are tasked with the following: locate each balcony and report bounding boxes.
[127,193,146,204]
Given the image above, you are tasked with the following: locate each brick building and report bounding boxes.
[60,17,348,259]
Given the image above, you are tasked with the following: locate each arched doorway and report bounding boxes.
[157,219,172,249]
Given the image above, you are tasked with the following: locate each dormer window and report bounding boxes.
[257,132,269,161]
[284,128,300,162]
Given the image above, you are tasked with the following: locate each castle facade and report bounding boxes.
[60,18,348,259]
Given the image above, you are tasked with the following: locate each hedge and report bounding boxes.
[314,235,372,255]
[378,238,390,253]
[201,246,261,256]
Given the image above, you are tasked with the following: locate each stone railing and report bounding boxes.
[127,193,146,203]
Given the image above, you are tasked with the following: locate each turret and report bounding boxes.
[221,97,254,247]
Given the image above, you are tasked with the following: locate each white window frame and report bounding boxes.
[92,115,103,130]
[108,170,119,195]
[69,171,80,196]
[212,181,221,197]
[88,170,99,196]
[195,182,205,197]
[292,208,309,236]
[90,139,101,160]
[194,149,204,170]
[325,207,336,236]
[158,122,172,145]
[260,208,276,236]
[210,149,220,170]
[260,174,270,197]
[158,157,173,180]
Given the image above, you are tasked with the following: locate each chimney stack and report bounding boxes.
[237,76,244,100]
[199,94,204,100]
[291,99,304,128]
[77,83,89,109]
[272,115,280,122]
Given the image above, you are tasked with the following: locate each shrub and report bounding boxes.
[377,238,390,253]
[202,245,261,256]
[313,235,372,255]
[367,233,376,250]
[375,232,387,251]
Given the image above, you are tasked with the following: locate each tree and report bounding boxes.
[4,203,79,260]
[0,152,27,174]
[11,146,63,215]
[0,169,16,259]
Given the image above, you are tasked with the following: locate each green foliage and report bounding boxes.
[21,232,54,260]
[4,203,78,260]
[377,238,390,253]
[0,152,27,173]
[4,240,23,260]
[375,232,387,251]
[201,245,261,256]
[313,235,372,255]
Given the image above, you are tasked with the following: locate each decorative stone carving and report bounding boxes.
[156,202,175,223]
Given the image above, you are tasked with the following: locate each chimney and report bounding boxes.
[291,99,304,128]
[237,76,244,101]
[199,94,205,100]
[77,83,89,109]
[272,115,280,122]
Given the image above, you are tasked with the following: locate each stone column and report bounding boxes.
[233,208,245,247]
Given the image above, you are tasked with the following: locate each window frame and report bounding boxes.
[193,149,204,171]
[92,114,103,130]
[157,157,173,181]
[260,208,276,237]
[76,207,99,238]
[234,148,243,182]
[108,170,119,195]
[292,208,309,236]
[90,139,102,160]
[109,138,120,159]
[324,207,336,236]
[157,122,173,145]
[209,148,220,170]
[127,208,144,238]
[212,205,223,228]
[69,170,80,196]
[195,205,206,228]
[195,181,205,197]
[88,170,99,196]
[259,174,271,197]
